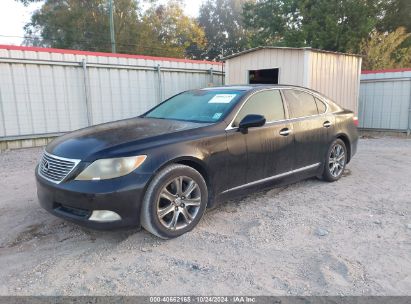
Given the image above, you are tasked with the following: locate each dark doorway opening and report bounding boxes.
[248,68,279,84]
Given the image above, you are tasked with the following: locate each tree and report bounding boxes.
[377,0,411,33]
[16,0,206,58]
[299,0,382,53]
[139,1,206,59]
[361,27,411,70]
[198,0,250,60]
[243,0,382,53]
[19,0,141,53]
[243,0,302,47]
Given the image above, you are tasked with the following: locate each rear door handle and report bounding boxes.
[279,128,291,136]
[323,121,332,128]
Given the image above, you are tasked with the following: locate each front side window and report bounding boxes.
[144,90,244,123]
[283,90,318,118]
[233,90,285,127]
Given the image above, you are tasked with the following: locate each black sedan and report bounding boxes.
[36,85,358,239]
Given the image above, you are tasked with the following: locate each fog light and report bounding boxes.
[89,210,121,222]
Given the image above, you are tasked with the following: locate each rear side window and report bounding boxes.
[233,90,285,126]
[283,90,318,118]
[315,97,327,113]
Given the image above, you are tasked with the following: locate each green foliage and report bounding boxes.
[16,0,206,58]
[361,27,411,70]
[377,0,411,33]
[14,0,411,67]
[243,0,301,47]
[198,0,250,60]
[139,1,206,58]
[21,0,141,53]
[243,0,381,53]
[300,0,381,53]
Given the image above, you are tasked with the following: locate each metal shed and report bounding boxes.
[224,47,362,113]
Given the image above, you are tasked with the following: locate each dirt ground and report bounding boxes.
[0,137,410,296]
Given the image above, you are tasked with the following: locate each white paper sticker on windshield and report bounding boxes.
[208,94,237,104]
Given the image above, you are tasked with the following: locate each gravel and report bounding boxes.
[0,137,410,296]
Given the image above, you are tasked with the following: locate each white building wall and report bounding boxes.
[225,48,306,86]
[307,50,362,114]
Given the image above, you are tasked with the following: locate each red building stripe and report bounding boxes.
[0,44,223,66]
[362,68,411,74]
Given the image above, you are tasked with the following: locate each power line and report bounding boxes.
[0,34,187,52]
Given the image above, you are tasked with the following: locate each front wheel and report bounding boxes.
[141,164,208,239]
[322,139,347,182]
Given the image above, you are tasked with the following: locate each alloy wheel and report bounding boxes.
[156,176,202,230]
[328,143,345,178]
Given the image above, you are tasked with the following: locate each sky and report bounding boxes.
[0,0,203,45]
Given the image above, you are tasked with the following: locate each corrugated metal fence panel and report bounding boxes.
[0,50,89,136]
[359,70,411,131]
[162,67,222,101]
[0,46,223,138]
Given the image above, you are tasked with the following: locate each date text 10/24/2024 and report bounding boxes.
[149,297,256,303]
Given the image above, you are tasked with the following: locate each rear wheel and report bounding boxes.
[141,164,208,239]
[322,139,347,182]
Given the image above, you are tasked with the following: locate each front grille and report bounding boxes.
[38,152,80,184]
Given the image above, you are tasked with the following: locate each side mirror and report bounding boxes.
[238,114,266,132]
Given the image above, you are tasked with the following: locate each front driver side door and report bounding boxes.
[225,89,294,187]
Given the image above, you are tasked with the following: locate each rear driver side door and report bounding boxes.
[282,89,330,170]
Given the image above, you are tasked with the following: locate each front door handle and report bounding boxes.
[279,128,291,136]
[323,121,332,128]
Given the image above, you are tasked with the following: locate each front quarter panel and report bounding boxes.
[137,125,229,202]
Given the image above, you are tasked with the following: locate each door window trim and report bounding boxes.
[226,88,288,130]
[226,87,329,131]
[314,97,327,114]
[281,88,329,120]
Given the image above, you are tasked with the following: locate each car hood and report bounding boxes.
[47,117,209,160]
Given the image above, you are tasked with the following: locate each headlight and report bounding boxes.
[75,155,147,181]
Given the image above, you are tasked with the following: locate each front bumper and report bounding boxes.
[35,167,152,229]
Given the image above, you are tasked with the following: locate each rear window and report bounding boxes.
[283,90,318,118]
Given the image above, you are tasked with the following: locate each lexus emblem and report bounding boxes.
[43,160,49,172]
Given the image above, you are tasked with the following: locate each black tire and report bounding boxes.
[141,164,208,239]
[322,139,347,182]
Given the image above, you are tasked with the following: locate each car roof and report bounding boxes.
[202,84,318,92]
[201,85,260,91]
[201,84,336,104]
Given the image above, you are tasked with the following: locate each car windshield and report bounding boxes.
[143,89,245,123]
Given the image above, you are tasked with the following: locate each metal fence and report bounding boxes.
[0,45,224,140]
[359,69,411,133]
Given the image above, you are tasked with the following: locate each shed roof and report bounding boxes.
[223,46,362,60]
